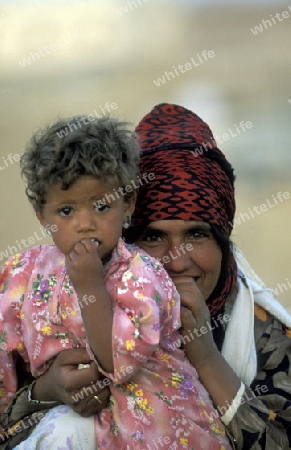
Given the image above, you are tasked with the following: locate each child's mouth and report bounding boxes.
[90,238,99,243]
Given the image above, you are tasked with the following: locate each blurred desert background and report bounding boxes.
[0,0,290,311]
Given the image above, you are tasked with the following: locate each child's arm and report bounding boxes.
[65,239,114,374]
[67,242,181,384]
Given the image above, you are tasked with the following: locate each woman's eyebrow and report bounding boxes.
[142,228,164,235]
[186,223,211,231]
[146,223,211,232]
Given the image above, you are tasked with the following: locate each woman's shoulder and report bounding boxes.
[225,277,291,346]
[253,303,291,350]
[234,247,291,331]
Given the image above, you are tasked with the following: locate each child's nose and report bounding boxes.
[76,211,96,232]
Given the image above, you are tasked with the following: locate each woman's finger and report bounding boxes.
[55,347,91,366]
[71,385,110,417]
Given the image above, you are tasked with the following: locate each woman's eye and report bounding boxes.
[59,207,73,216]
[189,230,211,240]
[94,202,109,212]
[140,233,163,243]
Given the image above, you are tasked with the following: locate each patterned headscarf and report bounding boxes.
[128,103,237,316]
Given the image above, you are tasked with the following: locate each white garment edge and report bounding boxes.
[14,405,96,450]
[219,246,291,422]
[234,246,291,329]
[221,275,257,387]
[220,381,245,425]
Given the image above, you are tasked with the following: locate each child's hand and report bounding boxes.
[65,239,104,294]
[66,240,114,373]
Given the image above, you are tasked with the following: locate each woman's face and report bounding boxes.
[136,220,222,301]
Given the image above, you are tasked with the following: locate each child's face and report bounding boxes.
[36,176,135,261]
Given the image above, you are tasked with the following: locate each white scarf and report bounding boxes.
[221,247,291,386]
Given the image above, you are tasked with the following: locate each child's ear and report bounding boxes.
[36,211,46,227]
[124,193,136,218]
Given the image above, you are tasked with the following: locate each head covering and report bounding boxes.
[129,103,237,316]
[132,103,235,234]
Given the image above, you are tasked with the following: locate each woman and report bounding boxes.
[1,103,291,449]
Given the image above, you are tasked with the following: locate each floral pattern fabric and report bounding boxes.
[223,299,291,449]
[14,405,96,450]
[0,239,231,450]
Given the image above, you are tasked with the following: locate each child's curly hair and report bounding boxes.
[20,115,141,211]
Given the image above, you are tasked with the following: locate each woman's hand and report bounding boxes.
[174,276,241,410]
[173,276,219,367]
[32,348,110,417]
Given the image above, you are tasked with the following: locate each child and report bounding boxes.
[0,116,231,449]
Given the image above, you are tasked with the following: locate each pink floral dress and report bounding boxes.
[0,239,231,449]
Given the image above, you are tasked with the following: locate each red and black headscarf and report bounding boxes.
[128,103,237,316]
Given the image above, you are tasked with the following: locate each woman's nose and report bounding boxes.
[162,243,193,274]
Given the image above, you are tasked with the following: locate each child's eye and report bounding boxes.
[94,202,110,212]
[58,207,73,216]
